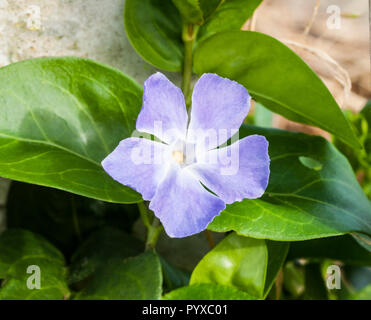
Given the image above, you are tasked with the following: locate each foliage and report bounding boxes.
[0,0,369,300]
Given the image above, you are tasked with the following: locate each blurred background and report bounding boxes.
[248,0,370,136]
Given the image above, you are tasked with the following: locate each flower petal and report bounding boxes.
[136,72,188,144]
[149,165,226,238]
[190,135,270,204]
[188,73,250,150]
[101,137,171,201]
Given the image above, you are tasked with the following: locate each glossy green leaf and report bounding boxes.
[198,0,224,20]
[209,126,371,240]
[352,233,371,252]
[163,283,256,300]
[190,233,288,298]
[361,101,371,157]
[76,250,162,300]
[332,103,371,200]
[254,102,273,128]
[0,229,69,300]
[157,231,225,272]
[124,0,183,71]
[160,256,190,293]
[69,227,143,284]
[124,0,262,71]
[6,182,140,255]
[264,240,289,295]
[333,109,369,169]
[287,235,371,266]
[194,31,360,148]
[172,0,203,24]
[0,57,142,203]
[197,0,262,43]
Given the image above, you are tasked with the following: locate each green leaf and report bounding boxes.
[6,182,140,255]
[361,100,371,121]
[76,250,162,300]
[349,284,371,300]
[209,126,371,240]
[0,229,69,300]
[172,0,203,25]
[198,0,224,20]
[124,0,183,71]
[160,256,190,293]
[254,102,273,128]
[332,109,369,170]
[287,235,371,266]
[352,233,371,252]
[194,31,360,149]
[332,103,371,199]
[0,57,142,203]
[156,231,225,272]
[163,283,256,300]
[283,262,305,298]
[190,233,288,298]
[197,0,262,43]
[298,156,323,171]
[361,101,371,157]
[341,265,371,299]
[124,0,262,71]
[69,227,143,284]
[264,240,289,295]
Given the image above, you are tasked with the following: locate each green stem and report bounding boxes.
[145,217,163,250]
[138,201,151,229]
[71,196,81,241]
[139,24,198,250]
[204,230,215,248]
[138,201,163,250]
[181,23,197,108]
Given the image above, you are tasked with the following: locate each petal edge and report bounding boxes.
[136,72,188,144]
[149,165,226,238]
[190,135,270,204]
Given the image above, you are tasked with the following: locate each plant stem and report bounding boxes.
[275,268,284,300]
[140,24,198,250]
[204,230,215,248]
[181,23,197,108]
[138,201,151,229]
[71,196,81,242]
[303,0,321,37]
[145,217,163,250]
[138,201,163,250]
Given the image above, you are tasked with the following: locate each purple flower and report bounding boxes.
[102,73,270,238]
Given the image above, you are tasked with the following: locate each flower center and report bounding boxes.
[172,151,185,164]
[171,140,196,167]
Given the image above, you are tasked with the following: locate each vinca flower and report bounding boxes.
[102,73,270,238]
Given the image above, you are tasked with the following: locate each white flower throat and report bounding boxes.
[171,140,196,167]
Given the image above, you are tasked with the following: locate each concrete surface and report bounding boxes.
[0,0,180,83]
